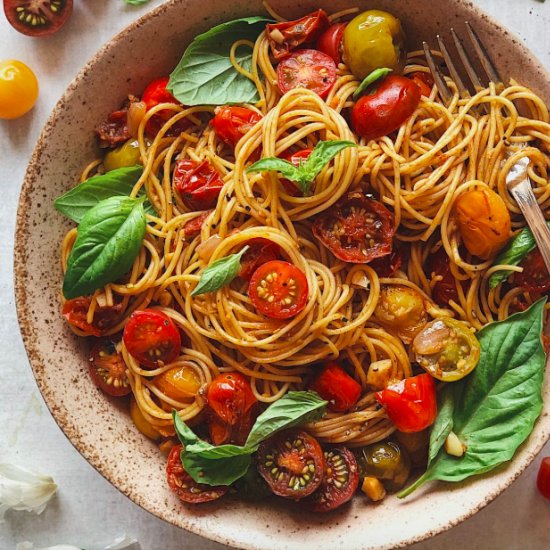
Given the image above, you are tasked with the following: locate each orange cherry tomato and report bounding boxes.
[537,457,550,500]
[0,59,39,119]
[309,361,362,412]
[154,366,201,401]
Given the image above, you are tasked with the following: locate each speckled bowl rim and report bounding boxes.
[14,1,550,549]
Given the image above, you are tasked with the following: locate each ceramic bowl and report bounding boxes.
[14,1,550,549]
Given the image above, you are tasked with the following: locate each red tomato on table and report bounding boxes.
[4,0,73,37]
[537,457,550,500]
[309,361,362,412]
[173,159,224,211]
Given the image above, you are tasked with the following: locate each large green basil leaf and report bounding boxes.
[427,385,457,466]
[399,299,547,497]
[63,196,146,299]
[167,17,271,106]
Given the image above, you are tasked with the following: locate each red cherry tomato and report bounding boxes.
[312,191,396,264]
[182,210,213,240]
[239,238,282,280]
[141,76,186,137]
[316,22,347,64]
[352,75,421,140]
[249,260,308,319]
[123,309,181,368]
[309,362,362,412]
[207,372,258,446]
[369,246,403,277]
[409,71,434,97]
[4,0,73,37]
[62,297,122,337]
[428,247,460,306]
[277,49,337,99]
[266,9,330,60]
[375,374,437,433]
[211,106,262,148]
[89,338,131,397]
[173,159,224,211]
[537,457,550,500]
[280,148,313,196]
[166,445,227,504]
[516,248,550,294]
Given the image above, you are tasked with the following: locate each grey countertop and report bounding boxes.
[1,1,549,549]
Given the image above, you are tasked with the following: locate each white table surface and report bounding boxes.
[1,1,549,549]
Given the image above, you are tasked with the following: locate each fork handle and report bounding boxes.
[509,178,550,273]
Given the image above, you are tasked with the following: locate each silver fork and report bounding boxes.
[423,23,550,273]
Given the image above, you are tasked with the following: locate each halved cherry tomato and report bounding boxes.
[454,188,511,260]
[182,210,213,240]
[537,457,550,500]
[266,9,329,60]
[410,71,434,97]
[376,374,437,433]
[257,429,325,499]
[123,309,181,368]
[89,338,131,397]
[309,362,362,412]
[207,372,258,446]
[154,366,201,401]
[277,49,336,99]
[249,260,308,319]
[0,60,38,119]
[62,297,122,337]
[4,0,73,37]
[308,447,359,512]
[239,238,282,280]
[369,246,402,277]
[316,22,347,64]
[96,108,130,149]
[516,248,550,294]
[279,148,312,195]
[211,106,262,148]
[173,159,224,210]
[352,75,421,141]
[313,192,395,263]
[166,444,227,504]
[428,247,460,306]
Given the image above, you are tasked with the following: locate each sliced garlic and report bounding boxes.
[351,271,370,289]
[366,359,393,390]
[444,431,466,457]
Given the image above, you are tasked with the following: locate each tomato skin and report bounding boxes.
[428,248,460,306]
[376,374,437,433]
[516,248,550,293]
[0,60,38,119]
[309,362,362,412]
[313,192,395,264]
[239,238,282,281]
[249,260,309,319]
[279,148,312,195]
[4,0,73,37]
[211,106,262,148]
[352,76,421,141]
[410,71,434,97]
[266,9,330,60]
[316,23,347,64]
[369,246,402,277]
[537,457,550,500]
[182,210,212,240]
[166,445,227,504]
[154,366,201,401]
[277,49,337,99]
[89,338,131,397]
[123,309,181,368]
[62,297,121,337]
[173,159,224,211]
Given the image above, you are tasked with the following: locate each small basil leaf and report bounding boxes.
[246,158,302,181]
[428,384,458,466]
[233,465,272,501]
[173,411,202,448]
[353,68,392,100]
[191,246,249,296]
[167,17,272,106]
[62,196,146,299]
[182,450,252,486]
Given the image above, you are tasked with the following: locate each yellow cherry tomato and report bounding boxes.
[103,139,142,172]
[0,60,39,119]
[154,366,201,401]
[130,398,161,440]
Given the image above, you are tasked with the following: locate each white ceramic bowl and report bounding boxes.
[14,1,550,549]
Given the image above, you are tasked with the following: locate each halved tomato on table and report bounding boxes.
[89,338,131,397]
[173,158,224,210]
[516,248,550,294]
[239,238,282,280]
[4,0,73,37]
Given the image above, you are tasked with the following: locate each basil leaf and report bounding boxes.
[167,17,271,106]
[233,465,272,501]
[428,385,457,466]
[63,196,146,299]
[246,158,302,182]
[353,68,392,100]
[191,246,249,296]
[182,450,252,486]
[489,222,550,288]
[399,299,547,498]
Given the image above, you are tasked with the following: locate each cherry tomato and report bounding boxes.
[0,59,38,119]
[352,75,420,141]
[537,457,550,500]
[309,362,362,412]
[266,9,329,60]
[211,106,262,148]
[88,338,130,397]
[369,246,402,277]
[308,447,359,512]
[123,309,181,368]
[141,76,186,137]
[103,139,141,172]
[130,398,161,440]
[516,248,550,293]
[277,49,336,99]
[96,108,130,149]
[257,429,325,499]
[4,0,73,37]
[207,372,258,446]
[154,366,201,401]
[454,188,511,260]
[182,210,212,240]
[312,192,395,264]
[239,238,282,280]
[62,297,122,337]
[173,158,224,211]
[428,247,460,306]
[410,71,434,97]
[249,260,308,319]
[376,374,437,433]
[316,22,347,64]
[279,148,312,195]
[166,445,227,504]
